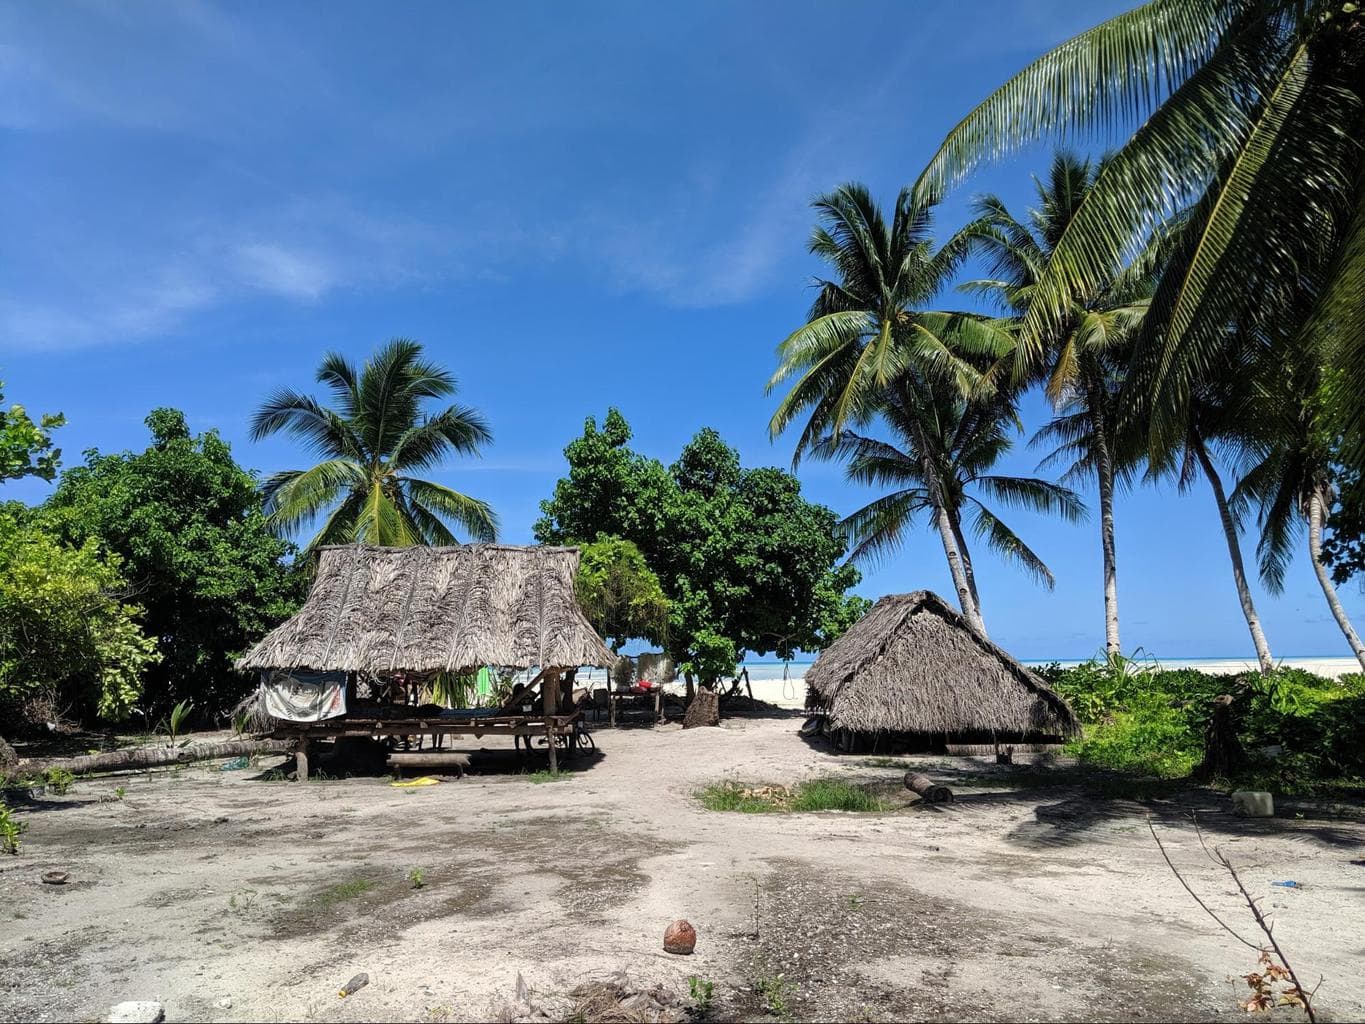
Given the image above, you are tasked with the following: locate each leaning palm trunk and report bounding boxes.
[1308,488,1365,671]
[950,514,983,618]
[1192,439,1274,674]
[933,500,986,636]
[911,423,986,636]
[1086,379,1120,661]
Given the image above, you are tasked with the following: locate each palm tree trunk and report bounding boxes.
[1191,438,1275,674]
[910,423,986,636]
[1308,487,1365,670]
[933,501,987,636]
[1086,375,1121,662]
[950,513,983,619]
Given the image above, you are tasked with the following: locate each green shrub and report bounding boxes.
[1065,703,1201,778]
[0,803,24,854]
[1049,658,1364,788]
[43,768,75,795]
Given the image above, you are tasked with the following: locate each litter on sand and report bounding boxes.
[389,776,440,788]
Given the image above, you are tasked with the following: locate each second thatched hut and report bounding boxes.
[805,591,1078,752]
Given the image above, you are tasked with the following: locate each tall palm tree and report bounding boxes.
[767,183,1012,461]
[767,183,1013,636]
[961,154,1151,660]
[251,339,498,551]
[812,374,1085,634]
[1237,344,1365,669]
[914,1,1364,465]
[1144,350,1277,671]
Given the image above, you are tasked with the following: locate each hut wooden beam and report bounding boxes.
[543,667,559,773]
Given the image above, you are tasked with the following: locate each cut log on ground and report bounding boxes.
[904,771,954,803]
[12,738,294,778]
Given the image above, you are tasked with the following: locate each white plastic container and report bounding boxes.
[1231,790,1274,817]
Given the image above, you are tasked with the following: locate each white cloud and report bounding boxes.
[232,242,333,301]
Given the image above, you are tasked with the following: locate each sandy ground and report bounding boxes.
[2,714,1363,1024]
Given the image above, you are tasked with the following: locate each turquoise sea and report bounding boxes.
[737,656,1361,680]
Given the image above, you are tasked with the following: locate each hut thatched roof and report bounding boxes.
[236,544,615,674]
[806,591,1078,738]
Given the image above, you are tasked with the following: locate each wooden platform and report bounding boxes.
[273,711,585,781]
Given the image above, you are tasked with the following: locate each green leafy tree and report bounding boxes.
[811,375,1084,634]
[251,339,497,550]
[0,512,158,725]
[41,409,303,717]
[536,411,865,687]
[1,381,65,484]
[961,153,1152,659]
[574,535,669,652]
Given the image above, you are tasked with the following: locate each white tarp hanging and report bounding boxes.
[262,670,347,722]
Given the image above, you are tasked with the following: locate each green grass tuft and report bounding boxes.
[316,878,375,906]
[527,769,569,784]
[698,778,888,814]
[788,778,887,812]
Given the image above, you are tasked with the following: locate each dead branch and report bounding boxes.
[1149,817,1317,1022]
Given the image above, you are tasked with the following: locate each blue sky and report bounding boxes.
[3,0,1361,660]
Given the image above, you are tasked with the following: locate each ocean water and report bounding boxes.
[737,655,1362,680]
[575,656,1361,694]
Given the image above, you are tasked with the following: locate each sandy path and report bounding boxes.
[2,717,1362,1023]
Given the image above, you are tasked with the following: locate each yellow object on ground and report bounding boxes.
[389,776,441,788]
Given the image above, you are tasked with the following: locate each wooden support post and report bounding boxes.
[543,668,559,774]
[296,736,310,782]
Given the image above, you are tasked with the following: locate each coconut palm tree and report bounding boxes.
[913,1,1364,466]
[767,184,1014,635]
[960,154,1151,661]
[767,182,1012,462]
[251,339,498,551]
[1143,349,1277,672]
[1236,344,1365,669]
[811,374,1085,635]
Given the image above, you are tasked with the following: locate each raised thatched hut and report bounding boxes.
[805,591,1078,752]
[237,543,615,675]
[237,544,616,777]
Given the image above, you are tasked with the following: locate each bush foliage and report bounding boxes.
[1038,657,1365,792]
[0,513,159,723]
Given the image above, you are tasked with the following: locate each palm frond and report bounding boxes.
[974,475,1088,522]
[915,0,1251,197]
[966,500,1058,589]
[248,389,363,459]
[404,477,499,542]
[390,405,493,473]
[259,460,365,536]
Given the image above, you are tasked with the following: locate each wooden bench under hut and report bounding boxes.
[235,543,616,779]
[804,591,1079,754]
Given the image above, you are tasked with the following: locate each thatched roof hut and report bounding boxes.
[806,591,1078,743]
[236,544,615,675]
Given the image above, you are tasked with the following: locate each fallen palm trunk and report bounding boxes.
[13,737,294,777]
[904,771,953,803]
